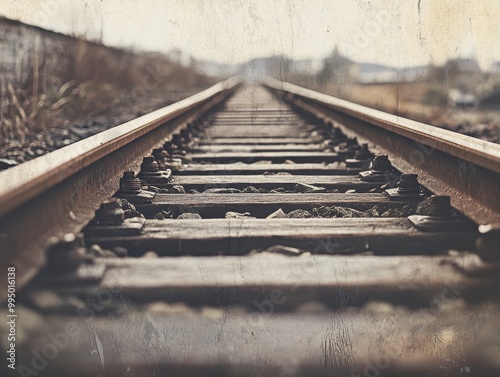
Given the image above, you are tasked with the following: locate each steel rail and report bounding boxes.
[0,77,241,297]
[0,76,241,217]
[262,77,500,225]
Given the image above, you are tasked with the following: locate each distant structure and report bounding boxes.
[441,34,484,107]
[315,47,355,85]
[353,64,430,84]
[239,56,289,79]
[238,56,321,80]
[192,55,322,80]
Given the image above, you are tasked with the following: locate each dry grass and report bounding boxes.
[0,41,215,145]
[321,81,447,120]
[312,81,500,142]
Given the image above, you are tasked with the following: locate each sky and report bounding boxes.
[0,0,499,70]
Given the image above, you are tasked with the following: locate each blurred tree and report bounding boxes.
[316,46,354,86]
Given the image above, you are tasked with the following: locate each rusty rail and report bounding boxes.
[0,77,241,296]
[0,77,241,217]
[262,77,500,225]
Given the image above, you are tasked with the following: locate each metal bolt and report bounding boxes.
[397,174,420,194]
[138,154,172,183]
[331,127,344,138]
[189,121,201,131]
[354,144,374,161]
[325,120,335,129]
[152,147,168,162]
[370,155,393,172]
[152,148,170,170]
[325,127,347,146]
[337,138,361,160]
[119,171,141,195]
[95,198,124,225]
[163,140,175,155]
[346,137,358,146]
[152,147,163,158]
[180,128,191,139]
[140,155,159,173]
[417,195,451,217]
[172,134,183,145]
[171,134,188,155]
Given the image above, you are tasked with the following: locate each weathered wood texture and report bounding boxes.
[202,128,317,138]
[188,151,338,163]
[137,193,401,217]
[176,162,352,175]
[168,175,379,190]
[37,254,500,306]
[192,144,325,152]
[198,137,317,144]
[86,218,475,255]
[11,302,500,376]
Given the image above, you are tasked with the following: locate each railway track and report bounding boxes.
[1,77,500,376]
